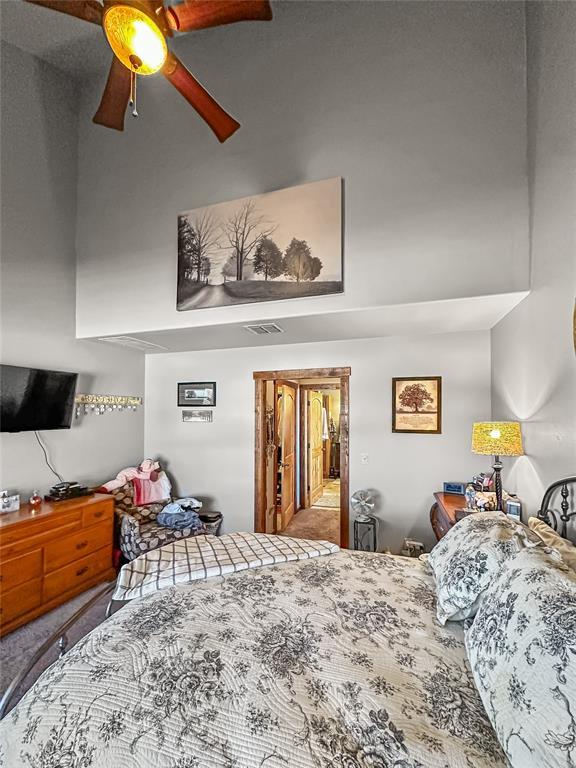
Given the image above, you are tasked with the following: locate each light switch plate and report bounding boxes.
[360,453,369,465]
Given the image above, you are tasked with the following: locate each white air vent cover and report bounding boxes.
[243,323,285,336]
[97,336,168,351]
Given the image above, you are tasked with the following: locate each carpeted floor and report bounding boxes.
[0,581,114,713]
[282,479,341,544]
[313,479,340,508]
[282,506,340,545]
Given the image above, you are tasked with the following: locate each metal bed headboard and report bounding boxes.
[536,476,576,540]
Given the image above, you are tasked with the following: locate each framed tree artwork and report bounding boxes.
[177,177,343,310]
[392,377,442,434]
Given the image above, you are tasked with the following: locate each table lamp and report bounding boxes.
[471,422,524,511]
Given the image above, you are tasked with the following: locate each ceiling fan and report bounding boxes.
[25,0,273,141]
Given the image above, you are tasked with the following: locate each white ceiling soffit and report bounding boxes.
[92,291,529,354]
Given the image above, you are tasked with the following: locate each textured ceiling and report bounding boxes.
[0,0,106,77]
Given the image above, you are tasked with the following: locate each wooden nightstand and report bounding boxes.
[430,492,467,541]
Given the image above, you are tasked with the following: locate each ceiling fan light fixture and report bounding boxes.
[103,4,167,75]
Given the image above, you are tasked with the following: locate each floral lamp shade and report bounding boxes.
[471,422,524,457]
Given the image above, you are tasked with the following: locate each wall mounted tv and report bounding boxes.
[0,365,78,433]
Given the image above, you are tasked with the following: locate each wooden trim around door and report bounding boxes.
[253,367,351,381]
[339,375,350,548]
[254,378,267,538]
[254,367,350,548]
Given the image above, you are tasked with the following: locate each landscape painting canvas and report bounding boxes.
[177,177,342,310]
[392,377,442,434]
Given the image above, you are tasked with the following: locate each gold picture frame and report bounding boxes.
[392,377,442,434]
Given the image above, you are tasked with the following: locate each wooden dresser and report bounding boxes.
[430,491,467,541]
[0,494,115,636]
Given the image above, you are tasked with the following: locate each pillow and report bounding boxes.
[428,510,542,624]
[464,545,575,768]
[528,516,576,572]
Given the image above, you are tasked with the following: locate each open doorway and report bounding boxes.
[254,367,350,548]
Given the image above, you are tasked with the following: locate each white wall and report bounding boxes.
[0,43,145,498]
[75,1,529,338]
[145,330,491,553]
[491,2,576,514]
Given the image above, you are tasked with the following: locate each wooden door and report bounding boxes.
[276,382,297,530]
[307,390,324,506]
[265,382,277,533]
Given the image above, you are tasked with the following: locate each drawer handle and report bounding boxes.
[76,566,89,577]
[94,511,104,519]
[76,541,88,550]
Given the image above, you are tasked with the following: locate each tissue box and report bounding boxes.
[0,491,20,513]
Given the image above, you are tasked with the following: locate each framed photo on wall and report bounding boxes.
[392,377,442,434]
[182,410,213,422]
[178,382,216,407]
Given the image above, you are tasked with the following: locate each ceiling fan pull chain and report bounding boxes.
[129,70,138,118]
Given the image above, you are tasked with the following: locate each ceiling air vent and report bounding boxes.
[97,336,168,352]
[243,323,285,336]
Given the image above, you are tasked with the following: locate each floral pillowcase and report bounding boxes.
[464,545,576,768]
[428,510,542,624]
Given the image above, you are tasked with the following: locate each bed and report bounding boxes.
[0,546,505,767]
[1,478,574,768]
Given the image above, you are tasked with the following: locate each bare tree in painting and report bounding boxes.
[398,383,434,413]
[283,238,322,282]
[253,237,283,281]
[200,256,211,283]
[178,216,198,283]
[224,200,275,281]
[187,211,221,283]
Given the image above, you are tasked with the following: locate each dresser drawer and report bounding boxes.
[44,522,113,573]
[0,549,42,594]
[0,577,42,625]
[0,511,82,548]
[44,547,112,602]
[82,501,113,528]
[436,511,451,538]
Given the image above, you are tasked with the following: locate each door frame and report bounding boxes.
[254,367,351,548]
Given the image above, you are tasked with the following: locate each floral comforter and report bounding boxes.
[0,550,507,768]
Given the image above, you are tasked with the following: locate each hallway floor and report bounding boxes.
[282,479,340,545]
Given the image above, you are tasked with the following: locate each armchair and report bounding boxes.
[109,478,206,561]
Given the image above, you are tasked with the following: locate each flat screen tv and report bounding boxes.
[0,365,78,432]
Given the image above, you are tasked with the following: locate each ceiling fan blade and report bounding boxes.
[163,53,239,142]
[165,0,272,32]
[93,57,131,131]
[24,0,103,25]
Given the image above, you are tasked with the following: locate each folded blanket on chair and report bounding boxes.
[157,498,204,531]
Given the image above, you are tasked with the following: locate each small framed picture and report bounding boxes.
[392,376,442,434]
[506,499,522,522]
[183,410,213,423]
[178,382,216,407]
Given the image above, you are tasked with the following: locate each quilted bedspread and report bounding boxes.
[0,549,507,768]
